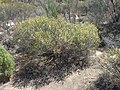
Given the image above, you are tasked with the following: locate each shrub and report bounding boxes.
[96,47,120,90]
[0,1,36,22]
[13,16,100,87]
[13,16,100,55]
[99,47,120,74]
[0,44,15,83]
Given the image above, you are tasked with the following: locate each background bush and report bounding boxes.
[0,1,36,22]
[0,44,15,83]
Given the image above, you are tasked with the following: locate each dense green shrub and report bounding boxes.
[13,16,100,87]
[0,44,15,82]
[13,16,100,55]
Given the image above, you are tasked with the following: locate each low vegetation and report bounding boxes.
[12,16,100,87]
[0,1,36,22]
[94,47,120,90]
[0,44,15,83]
[0,0,120,90]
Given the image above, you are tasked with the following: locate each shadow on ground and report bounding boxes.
[12,46,89,88]
[94,73,120,90]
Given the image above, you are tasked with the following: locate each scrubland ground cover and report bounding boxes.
[0,0,120,90]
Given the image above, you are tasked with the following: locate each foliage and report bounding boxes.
[0,0,15,3]
[99,47,120,74]
[85,0,120,25]
[85,0,107,24]
[96,47,120,90]
[13,16,100,55]
[45,0,59,18]
[12,16,100,87]
[0,1,36,22]
[0,44,15,78]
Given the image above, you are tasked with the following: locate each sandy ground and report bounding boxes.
[0,50,103,90]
